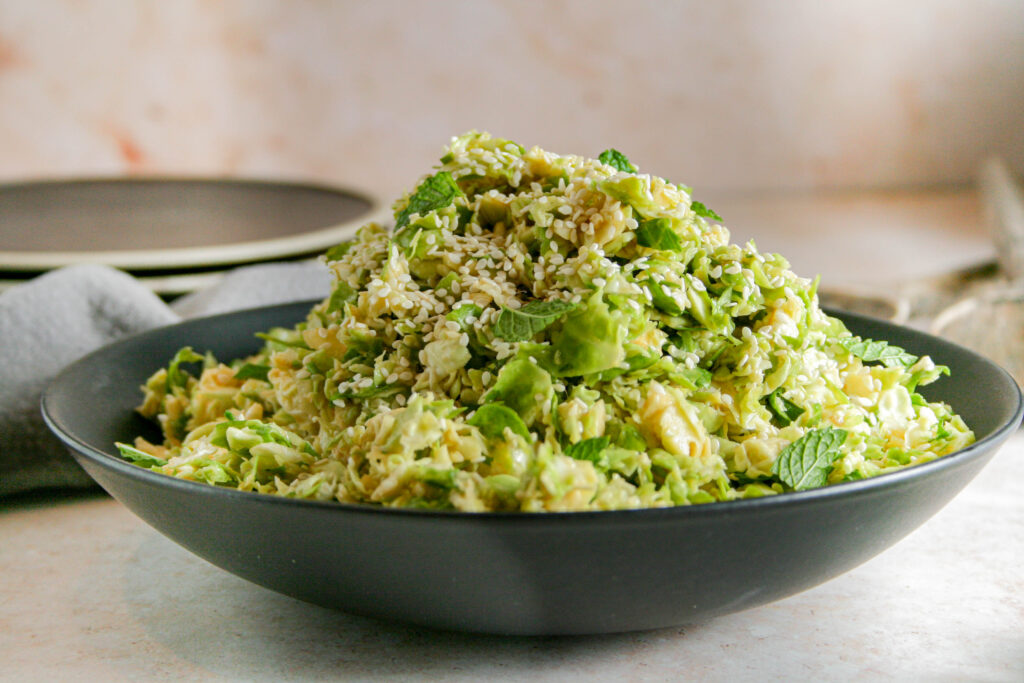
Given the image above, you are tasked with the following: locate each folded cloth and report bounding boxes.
[0,261,330,497]
[169,260,331,318]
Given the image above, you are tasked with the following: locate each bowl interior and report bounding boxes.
[41,302,1023,634]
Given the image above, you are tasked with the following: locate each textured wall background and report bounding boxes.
[1,0,1022,203]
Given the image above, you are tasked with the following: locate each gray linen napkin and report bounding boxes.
[0,261,330,497]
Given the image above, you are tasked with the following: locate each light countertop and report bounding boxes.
[2,188,1021,681]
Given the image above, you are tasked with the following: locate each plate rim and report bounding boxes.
[0,176,387,271]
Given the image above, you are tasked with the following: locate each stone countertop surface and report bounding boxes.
[2,189,1021,681]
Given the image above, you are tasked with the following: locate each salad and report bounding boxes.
[117,132,974,511]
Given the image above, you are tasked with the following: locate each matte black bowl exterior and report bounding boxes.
[42,302,1023,635]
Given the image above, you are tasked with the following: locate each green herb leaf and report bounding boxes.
[255,331,311,350]
[771,427,848,491]
[234,363,271,382]
[838,336,918,368]
[468,403,531,442]
[673,366,713,389]
[646,279,684,316]
[455,204,474,230]
[331,384,401,401]
[493,299,578,342]
[446,302,484,330]
[691,201,722,221]
[765,387,805,427]
[341,328,384,364]
[166,347,207,390]
[436,271,459,293]
[414,466,457,489]
[326,280,358,314]
[598,148,637,173]
[485,473,521,495]
[564,436,610,463]
[394,171,463,230]
[323,241,354,261]
[116,442,167,468]
[635,218,682,251]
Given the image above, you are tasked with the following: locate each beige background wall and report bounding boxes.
[1,0,1022,203]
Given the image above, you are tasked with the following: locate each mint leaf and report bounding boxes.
[564,436,610,463]
[691,201,722,221]
[635,218,682,251]
[166,347,208,390]
[838,336,918,368]
[673,367,713,389]
[331,384,401,401]
[436,271,459,292]
[765,387,804,427]
[598,148,637,173]
[446,302,484,330]
[493,299,578,342]
[323,241,353,261]
[326,280,358,314]
[234,363,271,382]
[646,279,684,316]
[116,443,167,468]
[485,473,521,495]
[468,403,531,441]
[414,466,457,489]
[772,427,848,491]
[394,171,463,230]
[255,331,311,350]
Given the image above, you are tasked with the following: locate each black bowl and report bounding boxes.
[42,301,1023,635]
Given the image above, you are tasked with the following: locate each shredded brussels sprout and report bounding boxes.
[118,132,974,511]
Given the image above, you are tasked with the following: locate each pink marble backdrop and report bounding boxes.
[0,0,1022,201]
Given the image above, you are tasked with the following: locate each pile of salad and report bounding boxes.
[117,132,974,511]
